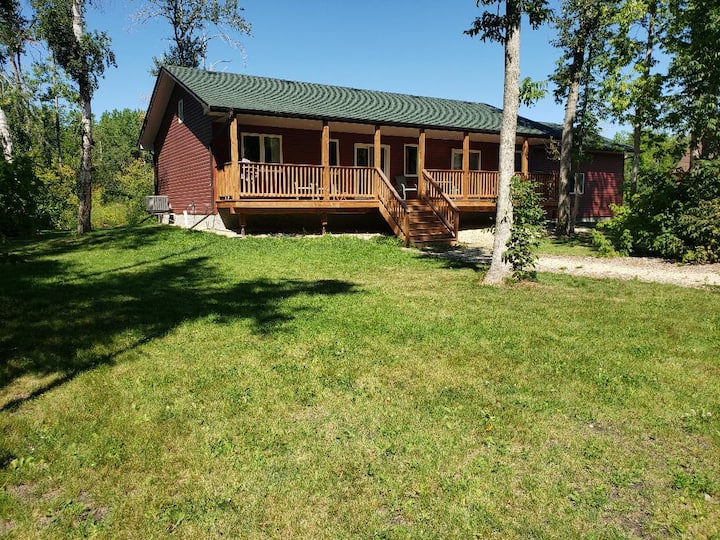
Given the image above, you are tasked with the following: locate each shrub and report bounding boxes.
[600,160,720,263]
[503,175,546,280]
[0,156,41,239]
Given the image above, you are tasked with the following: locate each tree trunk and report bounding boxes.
[556,49,583,237]
[0,106,13,162]
[631,1,656,193]
[484,10,521,285]
[73,0,93,234]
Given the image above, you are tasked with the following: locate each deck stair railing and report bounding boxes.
[375,168,410,243]
[421,170,460,240]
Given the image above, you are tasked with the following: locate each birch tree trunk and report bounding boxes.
[0,107,13,162]
[556,49,583,236]
[72,0,93,234]
[483,14,521,285]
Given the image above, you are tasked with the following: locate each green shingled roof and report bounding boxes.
[162,65,561,138]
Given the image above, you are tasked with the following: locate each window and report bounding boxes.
[451,149,481,171]
[241,134,282,163]
[404,145,418,176]
[515,150,523,173]
[571,172,585,195]
[355,144,390,176]
[329,140,339,166]
[177,99,184,123]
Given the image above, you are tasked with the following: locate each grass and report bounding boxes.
[538,229,600,257]
[1,225,718,538]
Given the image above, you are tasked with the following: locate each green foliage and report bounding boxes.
[34,163,78,230]
[0,155,40,238]
[465,0,551,43]
[601,160,720,262]
[32,0,115,97]
[519,77,548,106]
[503,175,546,280]
[93,159,154,227]
[133,0,251,72]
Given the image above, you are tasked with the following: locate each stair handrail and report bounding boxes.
[375,168,411,243]
[421,170,460,240]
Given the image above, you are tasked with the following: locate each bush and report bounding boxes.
[600,160,720,263]
[503,176,546,280]
[0,156,42,239]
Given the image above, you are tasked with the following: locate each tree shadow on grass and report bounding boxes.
[414,246,491,272]
[0,242,360,410]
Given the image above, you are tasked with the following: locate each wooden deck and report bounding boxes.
[215,162,558,209]
[214,162,558,242]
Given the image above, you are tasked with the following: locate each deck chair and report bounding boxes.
[395,175,418,199]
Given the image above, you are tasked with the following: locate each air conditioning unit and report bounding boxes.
[145,195,170,214]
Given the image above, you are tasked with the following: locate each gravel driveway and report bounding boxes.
[448,229,720,289]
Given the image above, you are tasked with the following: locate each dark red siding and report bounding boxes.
[156,87,214,213]
[531,147,624,219]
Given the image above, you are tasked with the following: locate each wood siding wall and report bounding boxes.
[156,87,214,213]
[206,118,625,220]
[531,147,623,218]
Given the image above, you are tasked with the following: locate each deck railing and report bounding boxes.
[376,169,410,243]
[425,169,558,201]
[422,170,460,239]
[216,162,559,206]
[330,166,375,199]
[216,162,376,200]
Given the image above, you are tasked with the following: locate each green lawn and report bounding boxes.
[1,226,718,538]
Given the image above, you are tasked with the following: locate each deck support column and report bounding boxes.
[462,131,470,198]
[238,213,246,237]
[418,129,426,197]
[374,125,382,174]
[521,137,529,176]
[322,121,330,200]
[229,114,239,199]
[321,212,328,235]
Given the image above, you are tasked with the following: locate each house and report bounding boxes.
[139,65,624,244]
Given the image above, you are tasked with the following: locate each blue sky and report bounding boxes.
[80,0,622,137]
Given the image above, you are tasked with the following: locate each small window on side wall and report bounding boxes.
[177,99,184,123]
[571,172,585,195]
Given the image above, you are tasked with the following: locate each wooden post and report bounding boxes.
[374,125,382,173]
[321,212,328,235]
[238,213,246,237]
[462,131,470,198]
[418,129,426,196]
[229,114,239,199]
[322,121,330,200]
[522,137,529,176]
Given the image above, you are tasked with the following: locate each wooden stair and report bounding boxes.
[405,200,456,246]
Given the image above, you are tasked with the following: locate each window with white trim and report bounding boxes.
[241,133,282,163]
[355,143,390,176]
[329,139,339,166]
[571,172,585,195]
[451,149,481,171]
[404,144,418,176]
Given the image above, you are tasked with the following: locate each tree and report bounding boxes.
[33,0,114,233]
[665,0,720,160]
[551,0,614,235]
[132,0,251,72]
[0,0,31,161]
[467,0,549,284]
[603,0,667,192]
